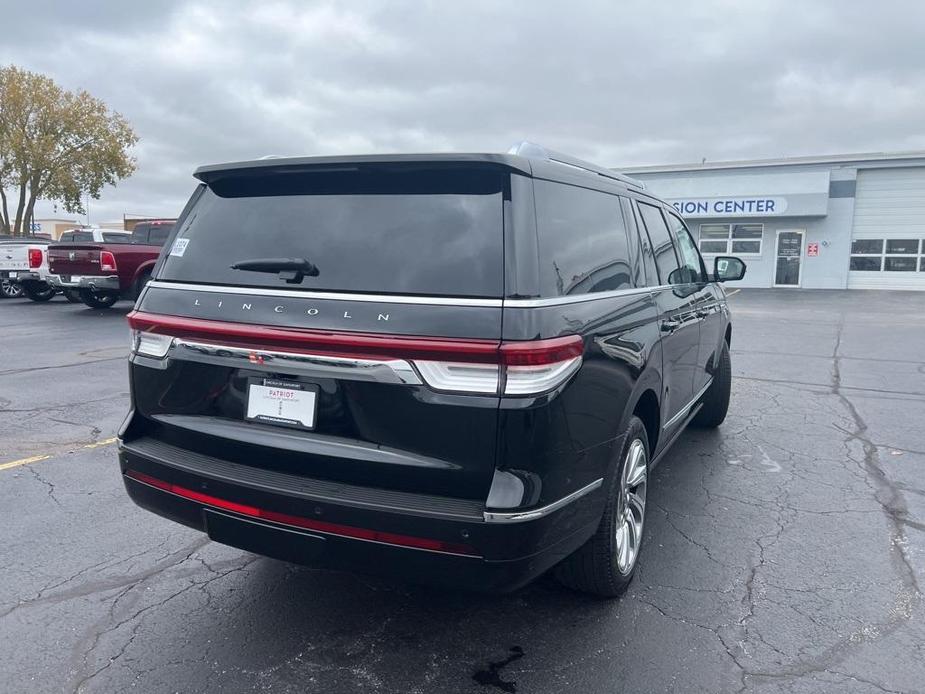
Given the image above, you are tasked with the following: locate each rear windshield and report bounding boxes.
[102,232,130,243]
[132,224,174,245]
[158,167,505,297]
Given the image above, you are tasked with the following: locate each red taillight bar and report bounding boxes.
[500,335,584,366]
[127,311,583,365]
[125,469,479,556]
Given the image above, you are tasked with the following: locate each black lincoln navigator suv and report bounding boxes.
[118,143,745,597]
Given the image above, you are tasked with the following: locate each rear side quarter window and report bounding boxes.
[637,202,680,285]
[533,180,634,296]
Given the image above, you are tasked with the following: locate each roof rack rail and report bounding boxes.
[507,141,645,189]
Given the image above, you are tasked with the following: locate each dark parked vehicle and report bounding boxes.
[118,144,745,596]
[47,221,174,308]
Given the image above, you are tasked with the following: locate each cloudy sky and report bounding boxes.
[3,0,925,223]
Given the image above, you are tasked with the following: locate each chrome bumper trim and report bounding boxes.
[169,339,423,385]
[483,478,604,523]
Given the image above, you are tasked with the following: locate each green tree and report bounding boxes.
[0,65,138,235]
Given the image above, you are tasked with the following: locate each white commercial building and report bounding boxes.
[624,151,925,290]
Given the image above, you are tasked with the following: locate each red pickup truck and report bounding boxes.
[47,221,174,308]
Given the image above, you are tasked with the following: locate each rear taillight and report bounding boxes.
[126,312,584,396]
[413,335,583,395]
[100,251,117,272]
[28,248,43,269]
[130,330,174,358]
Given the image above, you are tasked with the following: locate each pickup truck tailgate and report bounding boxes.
[47,245,102,275]
[0,244,30,272]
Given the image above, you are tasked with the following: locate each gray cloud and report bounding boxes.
[2,0,924,223]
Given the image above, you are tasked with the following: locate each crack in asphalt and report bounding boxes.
[0,356,125,377]
[26,464,63,507]
[723,315,925,690]
[69,553,260,693]
[0,537,212,620]
[0,393,126,416]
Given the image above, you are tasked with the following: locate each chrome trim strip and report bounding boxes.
[170,339,423,385]
[483,478,604,523]
[147,280,503,307]
[662,377,713,430]
[147,280,709,309]
[504,285,666,308]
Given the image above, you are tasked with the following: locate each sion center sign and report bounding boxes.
[670,197,789,218]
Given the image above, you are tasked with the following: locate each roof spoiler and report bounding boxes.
[508,141,645,190]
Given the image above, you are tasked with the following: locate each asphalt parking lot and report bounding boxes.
[1,289,924,694]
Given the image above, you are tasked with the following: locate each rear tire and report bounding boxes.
[22,281,56,302]
[78,289,119,309]
[63,289,82,303]
[692,341,731,428]
[1,280,23,299]
[554,416,649,597]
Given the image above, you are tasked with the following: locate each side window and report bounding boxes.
[131,227,149,244]
[620,197,647,288]
[637,202,679,285]
[534,180,634,296]
[666,212,706,283]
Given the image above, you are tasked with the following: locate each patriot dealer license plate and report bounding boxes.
[245,379,318,430]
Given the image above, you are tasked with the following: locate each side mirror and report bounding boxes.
[714,256,746,282]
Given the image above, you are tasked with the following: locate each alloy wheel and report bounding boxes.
[615,438,647,574]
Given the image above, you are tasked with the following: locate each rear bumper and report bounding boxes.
[0,270,38,281]
[119,437,603,592]
[50,274,119,291]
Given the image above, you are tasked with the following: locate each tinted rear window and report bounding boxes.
[533,180,633,296]
[159,168,505,297]
[103,232,130,243]
[132,224,174,245]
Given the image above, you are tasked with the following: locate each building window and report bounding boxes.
[698,223,763,255]
[850,238,924,272]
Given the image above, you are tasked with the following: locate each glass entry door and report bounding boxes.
[774,230,804,286]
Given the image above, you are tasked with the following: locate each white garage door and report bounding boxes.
[848,168,925,290]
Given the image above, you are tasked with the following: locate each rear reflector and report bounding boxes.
[125,469,479,556]
[126,312,583,396]
[28,248,43,269]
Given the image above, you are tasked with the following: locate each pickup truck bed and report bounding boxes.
[47,242,163,309]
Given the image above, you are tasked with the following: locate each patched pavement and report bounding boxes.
[1,289,923,693]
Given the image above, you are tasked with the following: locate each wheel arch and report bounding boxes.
[133,261,157,297]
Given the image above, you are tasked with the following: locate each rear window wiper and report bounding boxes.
[230,257,320,284]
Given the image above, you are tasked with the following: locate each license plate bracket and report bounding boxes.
[245,378,318,430]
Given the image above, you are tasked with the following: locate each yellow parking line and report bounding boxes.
[83,437,118,449]
[0,437,118,472]
[0,454,52,471]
